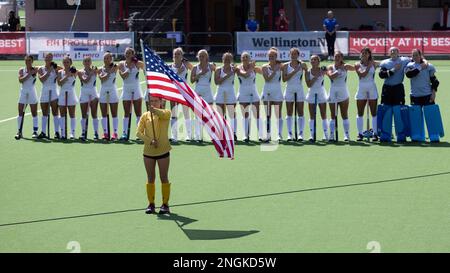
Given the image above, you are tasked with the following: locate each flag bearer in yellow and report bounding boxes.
[137,95,172,215]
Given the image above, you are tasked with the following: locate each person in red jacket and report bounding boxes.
[275,9,289,31]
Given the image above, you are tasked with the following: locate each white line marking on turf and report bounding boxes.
[0,81,147,124]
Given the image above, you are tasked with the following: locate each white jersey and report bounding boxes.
[59,70,76,92]
[308,70,325,92]
[80,69,97,90]
[262,66,283,101]
[358,63,376,84]
[286,62,304,91]
[237,69,260,103]
[195,64,212,86]
[330,65,348,87]
[20,68,37,90]
[41,66,57,90]
[217,67,235,90]
[306,70,328,104]
[100,67,117,90]
[171,63,189,81]
[122,64,140,87]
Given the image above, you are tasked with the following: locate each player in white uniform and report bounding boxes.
[262,48,284,142]
[305,55,329,141]
[282,48,308,141]
[190,49,216,142]
[57,56,78,140]
[214,52,238,141]
[326,51,355,141]
[236,52,264,142]
[78,56,100,141]
[119,47,145,141]
[98,52,120,140]
[169,47,193,142]
[15,55,39,140]
[354,47,380,141]
[37,53,61,139]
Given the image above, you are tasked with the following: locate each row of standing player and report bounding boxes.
[15,48,149,141]
[15,46,438,143]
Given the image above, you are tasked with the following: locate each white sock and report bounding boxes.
[17,115,23,131]
[257,118,263,139]
[54,116,60,134]
[136,115,141,126]
[32,116,38,132]
[286,116,293,136]
[356,116,364,134]
[195,117,201,139]
[93,118,99,134]
[171,118,178,140]
[277,118,283,137]
[60,117,66,137]
[122,117,129,134]
[113,117,118,133]
[70,118,76,135]
[81,118,86,133]
[322,119,328,136]
[185,119,192,138]
[41,116,48,133]
[298,116,305,137]
[231,118,236,134]
[102,117,108,133]
[329,119,335,136]
[343,119,350,137]
[309,119,315,137]
[243,118,249,138]
[372,116,378,134]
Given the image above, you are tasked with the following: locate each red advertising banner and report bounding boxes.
[349,31,450,55]
[0,32,26,54]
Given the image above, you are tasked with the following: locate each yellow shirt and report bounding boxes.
[136,109,172,157]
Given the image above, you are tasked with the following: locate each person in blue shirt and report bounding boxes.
[245,12,260,32]
[378,47,414,105]
[322,11,339,61]
[405,49,439,106]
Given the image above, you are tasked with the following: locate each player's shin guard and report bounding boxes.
[122,117,129,135]
[372,116,377,135]
[60,117,66,137]
[17,115,23,132]
[41,116,48,134]
[343,119,350,138]
[70,118,76,135]
[329,119,335,137]
[112,117,118,133]
[32,116,38,132]
[54,116,60,134]
[93,118,99,133]
[286,116,293,136]
[161,182,171,205]
[298,116,304,137]
[257,118,263,139]
[309,119,315,138]
[171,117,178,140]
[243,118,249,138]
[231,118,236,134]
[185,119,192,139]
[357,116,364,134]
[146,182,155,204]
[81,118,86,134]
[101,117,108,133]
[322,119,328,137]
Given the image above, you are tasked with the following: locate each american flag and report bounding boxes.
[142,43,235,159]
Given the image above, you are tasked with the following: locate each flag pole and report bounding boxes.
[140,39,157,144]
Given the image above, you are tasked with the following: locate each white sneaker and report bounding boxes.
[344,134,350,142]
[287,134,292,141]
[185,136,191,142]
[322,134,329,141]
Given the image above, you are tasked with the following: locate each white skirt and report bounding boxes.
[215,87,237,104]
[284,86,305,102]
[262,83,283,102]
[79,88,99,103]
[18,88,38,104]
[99,86,119,104]
[328,85,349,103]
[40,86,59,103]
[120,84,143,101]
[305,87,328,104]
[58,89,79,106]
[195,85,214,104]
[355,82,378,100]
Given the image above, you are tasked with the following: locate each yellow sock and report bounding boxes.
[146,182,155,204]
[161,182,171,205]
